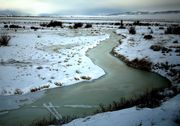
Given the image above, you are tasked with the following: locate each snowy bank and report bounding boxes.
[63,94,180,126]
[113,26,180,85]
[0,30,109,95]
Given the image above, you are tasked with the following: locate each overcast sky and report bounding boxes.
[0,0,180,15]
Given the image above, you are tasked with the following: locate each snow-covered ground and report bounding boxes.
[0,29,109,95]
[0,18,179,126]
[113,26,180,85]
[63,94,180,126]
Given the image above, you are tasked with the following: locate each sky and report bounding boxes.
[0,0,180,15]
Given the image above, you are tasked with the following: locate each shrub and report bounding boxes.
[133,21,150,26]
[30,88,40,92]
[36,66,43,69]
[0,34,11,46]
[114,22,121,25]
[161,47,172,53]
[165,26,180,35]
[175,114,180,125]
[173,40,178,43]
[73,23,83,29]
[159,27,164,30]
[133,20,140,25]
[129,58,152,71]
[54,82,63,86]
[121,20,124,27]
[150,45,162,51]
[4,25,8,28]
[14,88,23,95]
[119,20,126,29]
[48,21,62,27]
[42,20,63,27]
[80,76,91,80]
[85,23,92,28]
[94,89,165,114]
[9,24,22,28]
[150,45,172,53]
[175,49,180,53]
[129,26,136,34]
[29,117,57,126]
[29,115,78,126]
[144,34,153,40]
[31,26,39,31]
[40,23,48,27]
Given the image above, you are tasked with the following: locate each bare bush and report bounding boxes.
[144,34,153,40]
[165,26,180,35]
[73,23,83,29]
[40,20,63,27]
[30,26,39,31]
[14,88,23,95]
[80,76,91,80]
[47,20,63,27]
[129,27,136,34]
[9,24,22,28]
[85,23,92,28]
[4,25,8,28]
[150,45,162,51]
[0,34,11,46]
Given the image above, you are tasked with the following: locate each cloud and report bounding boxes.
[0,0,60,14]
[0,0,180,15]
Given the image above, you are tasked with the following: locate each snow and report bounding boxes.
[0,29,109,95]
[114,26,180,84]
[63,94,180,126]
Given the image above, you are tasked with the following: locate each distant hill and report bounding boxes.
[1,9,179,17]
[0,10,29,16]
[108,10,180,16]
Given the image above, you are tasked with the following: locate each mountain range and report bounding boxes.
[0,9,180,17]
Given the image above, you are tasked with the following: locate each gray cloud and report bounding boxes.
[0,0,180,15]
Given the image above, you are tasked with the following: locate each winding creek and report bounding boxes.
[0,30,170,126]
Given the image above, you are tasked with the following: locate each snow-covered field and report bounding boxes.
[114,26,180,85]
[64,94,180,126]
[0,17,179,126]
[0,28,109,95]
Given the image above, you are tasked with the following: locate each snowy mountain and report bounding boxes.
[108,10,180,16]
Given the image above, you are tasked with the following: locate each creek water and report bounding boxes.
[0,30,170,126]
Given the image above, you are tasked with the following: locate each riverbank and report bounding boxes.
[112,25,180,86]
[64,94,180,126]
